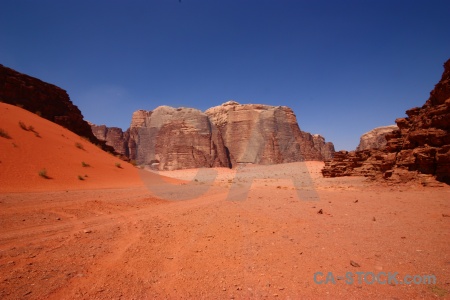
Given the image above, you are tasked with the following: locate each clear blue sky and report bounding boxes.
[1,0,449,150]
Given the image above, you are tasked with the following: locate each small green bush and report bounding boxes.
[115,162,122,168]
[0,128,11,139]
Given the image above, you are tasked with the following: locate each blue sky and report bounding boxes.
[1,0,449,150]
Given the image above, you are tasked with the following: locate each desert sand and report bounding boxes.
[0,103,449,299]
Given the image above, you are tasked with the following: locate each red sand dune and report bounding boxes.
[0,102,144,192]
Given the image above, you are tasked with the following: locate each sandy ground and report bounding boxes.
[1,161,449,299]
[1,103,449,298]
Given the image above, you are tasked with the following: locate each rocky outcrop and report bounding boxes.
[356,125,398,151]
[0,64,104,146]
[322,59,450,184]
[205,101,331,165]
[312,134,335,160]
[89,123,130,157]
[93,101,335,170]
[130,106,230,170]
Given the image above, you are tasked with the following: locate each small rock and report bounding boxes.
[317,209,323,214]
[443,214,450,217]
[372,217,376,221]
[83,229,92,233]
[350,260,361,267]
[354,200,359,203]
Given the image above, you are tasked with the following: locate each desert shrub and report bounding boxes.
[81,161,90,167]
[115,162,122,168]
[0,128,11,139]
[130,160,137,166]
[19,121,28,131]
[77,175,85,181]
[27,125,35,132]
[75,142,84,150]
[38,169,49,179]
[34,131,41,138]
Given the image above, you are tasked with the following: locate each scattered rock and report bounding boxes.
[317,209,323,214]
[83,229,92,234]
[350,260,361,267]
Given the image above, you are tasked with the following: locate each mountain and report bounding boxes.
[91,101,335,170]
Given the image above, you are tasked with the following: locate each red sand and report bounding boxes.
[1,103,449,299]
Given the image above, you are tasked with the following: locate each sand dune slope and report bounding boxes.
[0,103,143,192]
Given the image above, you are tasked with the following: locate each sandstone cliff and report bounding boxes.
[312,134,335,160]
[205,101,330,165]
[322,59,450,184]
[131,106,230,170]
[92,101,335,170]
[89,123,130,157]
[0,64,103,146]
[356,125,398,151]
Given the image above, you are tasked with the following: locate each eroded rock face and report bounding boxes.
[205,101,332,165]
[0,64,101,145]
[322,59,450,184]
[356,125,398,151]
[91,101,335,170]
[312,134,335,160]
[89,123,130,157]
[133,106,230,170]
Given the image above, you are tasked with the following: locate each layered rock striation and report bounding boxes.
[205,101,325,165]
[322,59,450,184]
[92,101,335,170]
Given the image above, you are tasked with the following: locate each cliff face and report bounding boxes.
[312,134,335,160]
[89,123,130,157]
[0,64,100,145]
[322,59,450,184]
[131,106,230,170]
[205,101,332,165]
[91,101,335,170]
[356,125,399,151]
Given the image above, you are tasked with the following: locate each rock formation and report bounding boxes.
[91,101,335,170]
[0,64,103,146]
[89,123,130,157]
[322,59,450,184]
[205,101,331,165]
[130,106,231,170]
[356,125,398,151]
[312,134,335,160]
